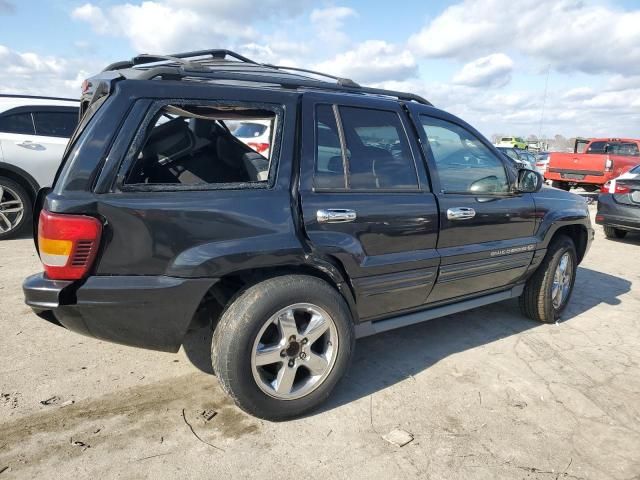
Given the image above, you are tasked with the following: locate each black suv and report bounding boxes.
[23,49,593,420]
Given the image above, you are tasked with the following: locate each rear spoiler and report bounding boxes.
[79,72,121,120]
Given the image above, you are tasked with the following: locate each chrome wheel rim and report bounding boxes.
[0,185,24,234]
[551,252,573,309]
[251,303,338,400]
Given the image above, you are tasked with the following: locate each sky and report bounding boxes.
[0,0,639,139]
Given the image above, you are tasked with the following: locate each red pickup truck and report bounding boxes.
[545,138,640,191]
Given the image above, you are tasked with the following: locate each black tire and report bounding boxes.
[212,275,354,420]
[0,176,32,240]
[551,181,570,191]
[519,235,577,323]
[582,184,599,192]
[603,226,627,239]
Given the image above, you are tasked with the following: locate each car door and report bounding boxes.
[0,107,76,188]
[299,93,440,321]
[407,106,537,303]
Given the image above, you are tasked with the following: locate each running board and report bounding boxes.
[354,285,524,339]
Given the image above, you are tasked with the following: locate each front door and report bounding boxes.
[407,106,537,303]
[299,94,439,320]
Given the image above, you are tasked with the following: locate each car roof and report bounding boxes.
[588,138,640,143]
[0,94,79,114]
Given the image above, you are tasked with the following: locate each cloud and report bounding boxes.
[72,0,312,54]
[409,0,640,76]
[452,53,513,87]
[314,40,417,83]
[0,45,99,97]
[310,6,357,46]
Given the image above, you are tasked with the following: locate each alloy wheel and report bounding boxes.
[251,303,338,400]
[551,252,573,309]
[0,185,24,234]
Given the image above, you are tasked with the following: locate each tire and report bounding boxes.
[603,226,627,239]
[582,184,599,193]
[520,235,577,323]
[212,275,355,420]
[551,181,570,191]
[0,176,32,240]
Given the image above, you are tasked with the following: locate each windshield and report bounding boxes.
[501,137,513,142]
[234,122,268,138]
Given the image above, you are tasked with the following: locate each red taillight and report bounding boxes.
[613,184,631,194]
[247,142,269,154]
[604,156,613,172]
[601,180,631,194]
[38,210,102,280]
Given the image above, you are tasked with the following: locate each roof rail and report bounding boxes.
[101,48,433,106]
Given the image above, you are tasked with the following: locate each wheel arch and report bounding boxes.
[187,262,359,333]
[547,224,589,264]
[0,162,40,200]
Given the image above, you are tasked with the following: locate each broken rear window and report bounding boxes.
[124,103,280,188]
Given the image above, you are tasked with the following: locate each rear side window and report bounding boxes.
[124,103,280,188]
[420,115,509,194]
[0,112,35,135]
[586,141,606,154]
[33,111,78,138]
[313,104,419,191]
[234,123,268,138]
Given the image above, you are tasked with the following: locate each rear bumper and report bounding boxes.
[23,273,214,352]
[596,194,640,231]
[545,170,606,184]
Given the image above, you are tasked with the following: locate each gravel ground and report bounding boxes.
[1,206,639,479]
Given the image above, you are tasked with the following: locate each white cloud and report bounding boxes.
[452,53,513,87]
[314,40,417,83]
[409,0,640,76]
[0,45,100,97]
[562,87,595,100]
[71,3,109,34]
[310,6,357,47]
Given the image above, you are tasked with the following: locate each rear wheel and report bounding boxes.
[520,235,577,323]
[603,226,627,239]
[582,184,599,192]
[0,177,32,240]
[212,275,354,420]
[551,181,570,191]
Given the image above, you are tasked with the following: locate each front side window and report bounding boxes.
[124,103,279,187]
[33,111,78,138]
[420,115,509,194]
[0,112,35,135]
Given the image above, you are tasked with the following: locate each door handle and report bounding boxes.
[15,140,42,149]
[447,207,476,220]
[317,209,357,223]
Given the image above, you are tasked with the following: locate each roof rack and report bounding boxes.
[102,49,433,106]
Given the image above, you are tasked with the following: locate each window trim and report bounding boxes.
[419,113,513,196]
[116,98,284,193]
[312,102,423,194]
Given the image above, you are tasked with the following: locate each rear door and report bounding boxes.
[299,93,439,320]
[407,105,537,303]
[0,107,76,187]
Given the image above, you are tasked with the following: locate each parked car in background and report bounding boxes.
[497,136,528,150]
[496,147,535,169]
[23,48,593,420]
[0,95,79,239]
[545,138,640,192]
[233,119,272,160]
[535,152,550,176]
[596,164,640,239]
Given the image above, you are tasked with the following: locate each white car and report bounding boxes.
[0,95,79,238]
[233,119,272,158]
[601,164,640,193]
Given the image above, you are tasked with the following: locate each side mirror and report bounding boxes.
[516,168,543,193]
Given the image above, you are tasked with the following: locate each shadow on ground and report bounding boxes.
[181,266,631,411]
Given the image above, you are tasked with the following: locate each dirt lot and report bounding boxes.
[1,206,639,479]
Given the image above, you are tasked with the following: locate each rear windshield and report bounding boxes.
[587,141,640,156]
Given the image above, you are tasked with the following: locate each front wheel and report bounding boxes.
[520,235,577,323]
[212,275,354,420]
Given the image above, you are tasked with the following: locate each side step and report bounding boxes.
[354,285,524,338]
